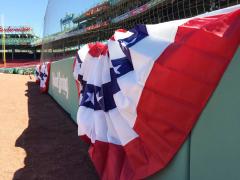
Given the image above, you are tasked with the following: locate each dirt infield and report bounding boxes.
[0,74,99,180]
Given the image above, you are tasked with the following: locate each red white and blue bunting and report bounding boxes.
[73,6,240,180]
[39,62,51,93]
[34,64,41,84]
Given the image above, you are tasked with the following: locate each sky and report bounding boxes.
[0,0,102,37]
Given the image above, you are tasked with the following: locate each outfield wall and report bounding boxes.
[48,48,240,180]
[48,57,79,123]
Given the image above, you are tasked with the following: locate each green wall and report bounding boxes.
[48,48,240,180]
[149,48,240,180]
[48,57,79,123]
[190,47,240,180]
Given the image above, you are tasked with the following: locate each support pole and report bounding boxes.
[2,33,6,66]
[63,41,66,56]
[12,48,14,60]
[33,48,36,60]
[78,39,80,50]
[1,15,6,67]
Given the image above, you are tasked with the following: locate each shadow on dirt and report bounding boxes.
[13,81,99,180]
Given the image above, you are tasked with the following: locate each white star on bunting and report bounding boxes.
[113,65,121,74]
[85,92,95,105]
[96,92,103,102]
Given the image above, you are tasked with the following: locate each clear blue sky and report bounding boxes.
[0,0,102,37]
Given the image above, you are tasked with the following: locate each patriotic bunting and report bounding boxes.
[34,64,41,84]
[39,62,51,93]
[73,6,240,180]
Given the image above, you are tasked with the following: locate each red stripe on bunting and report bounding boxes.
[132,9,240,179]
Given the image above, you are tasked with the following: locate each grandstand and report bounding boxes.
[0,26,41,63]
[40,0,240,61]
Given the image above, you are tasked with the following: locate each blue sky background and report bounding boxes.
[0,0,101,37]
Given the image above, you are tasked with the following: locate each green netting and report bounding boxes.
[41,0,240,62]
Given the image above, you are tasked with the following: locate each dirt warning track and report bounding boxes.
[0,74,98,180]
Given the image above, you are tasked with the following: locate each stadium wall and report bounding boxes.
[48,57,79,123]
[47,48,240,180]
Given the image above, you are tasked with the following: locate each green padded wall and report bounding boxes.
[190,48,240,180]
[48,57,79,123]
